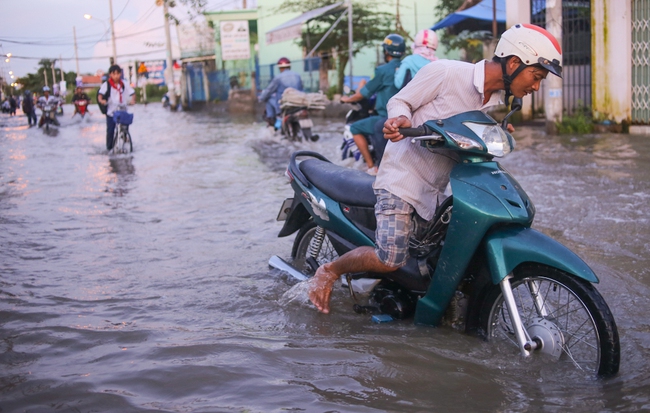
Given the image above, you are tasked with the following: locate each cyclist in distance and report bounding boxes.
[97,65,135,151]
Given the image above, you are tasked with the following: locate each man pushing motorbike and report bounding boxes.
[309,24,563,314]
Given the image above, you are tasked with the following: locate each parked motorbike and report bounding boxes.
[269,99,620,376]
[280,106,319,142]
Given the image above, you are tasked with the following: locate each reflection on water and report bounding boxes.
[1,107,650,412]
[107,156,136,197]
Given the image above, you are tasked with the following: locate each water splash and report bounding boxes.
[278,280,313,308]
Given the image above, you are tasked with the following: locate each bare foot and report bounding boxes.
[308,264,339,314]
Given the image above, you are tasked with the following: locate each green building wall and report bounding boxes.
[205,0,453,92]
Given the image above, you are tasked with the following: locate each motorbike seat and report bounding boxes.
[299,159,376,207]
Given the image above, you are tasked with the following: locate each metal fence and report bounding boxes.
[530,0,592,117]
[633,0,650,124]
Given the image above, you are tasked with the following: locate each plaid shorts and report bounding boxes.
[374,189,414,268]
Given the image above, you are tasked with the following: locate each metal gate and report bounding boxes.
[633,0,650,124]
[530,0,591,116]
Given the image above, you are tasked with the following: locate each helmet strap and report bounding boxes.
[500,58,527,109]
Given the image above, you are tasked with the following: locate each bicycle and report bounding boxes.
[112,106,134,154]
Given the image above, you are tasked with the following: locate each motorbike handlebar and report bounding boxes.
[398,126,427,137]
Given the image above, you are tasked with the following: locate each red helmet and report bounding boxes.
[277,57,291,68]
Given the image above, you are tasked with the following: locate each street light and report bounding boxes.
[84,10,117,64]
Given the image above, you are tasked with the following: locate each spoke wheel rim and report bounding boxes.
[292,227,339,277]
[488,276,601,373]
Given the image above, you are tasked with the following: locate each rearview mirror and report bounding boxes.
[501,98,523,130]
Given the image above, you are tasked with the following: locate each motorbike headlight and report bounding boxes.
[447,131,483,151]
[462,122,513,157]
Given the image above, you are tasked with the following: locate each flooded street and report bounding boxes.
[1,104,650,412]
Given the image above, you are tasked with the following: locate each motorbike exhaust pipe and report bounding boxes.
[268,255,308,281]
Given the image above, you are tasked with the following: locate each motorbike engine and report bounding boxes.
[371,284,416,319]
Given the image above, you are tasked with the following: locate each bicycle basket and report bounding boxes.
[114,111,134,125]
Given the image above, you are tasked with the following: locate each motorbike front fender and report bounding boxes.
[484,226,599,284]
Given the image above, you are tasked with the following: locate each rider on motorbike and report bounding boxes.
[308,24,563,314]
[38,86,61,127]
[394,29,439,90]
[259,57,304,130]
[340,34,405,175]
[72,86,91,117]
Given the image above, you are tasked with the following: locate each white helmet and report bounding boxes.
[495,23,562,78]
[43,86,50,92]
[414,29,438,51]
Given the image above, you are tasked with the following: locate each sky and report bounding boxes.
[0,0,255,82]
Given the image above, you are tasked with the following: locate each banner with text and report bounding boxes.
[220,20,251,61]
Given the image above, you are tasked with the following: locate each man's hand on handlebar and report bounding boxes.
[383,115,412,142]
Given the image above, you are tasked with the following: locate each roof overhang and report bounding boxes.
[431,0,505,31]
[266,2,345,45]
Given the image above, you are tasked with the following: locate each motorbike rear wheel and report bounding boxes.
[479,263,619,376]
[291,221,339,277]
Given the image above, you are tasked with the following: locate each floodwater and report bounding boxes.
[1,105,649,412]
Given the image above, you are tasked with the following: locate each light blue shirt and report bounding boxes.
[260,69,304,104]
[394,54,432,89]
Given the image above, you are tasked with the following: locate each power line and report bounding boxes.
[0,26,165,47]
[114,0,131,20]
[9,49,167,62]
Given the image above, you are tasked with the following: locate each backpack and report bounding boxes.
[97,82,111,115]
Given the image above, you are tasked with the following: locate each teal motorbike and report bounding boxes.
[269,100,620,376]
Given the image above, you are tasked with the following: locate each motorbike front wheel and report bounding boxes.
[291,221,339,276]
[479,263,620,376]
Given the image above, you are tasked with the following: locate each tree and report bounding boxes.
[17,59,82,95]
[434,0,490,62]
[277,0,394,93]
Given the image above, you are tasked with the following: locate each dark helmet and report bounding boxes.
[277,57,291,68]
[382,34,406,57]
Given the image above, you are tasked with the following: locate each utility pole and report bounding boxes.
[492,0,497,39]
[243,0,247,8]
[347,0,353,91]
[73,26,80,76]
[108,0,117,64]
[163,0,177,110]
[51,61,56,91]
[396,0,404,34]
[414,1,418,32]
[545,0,562,134]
